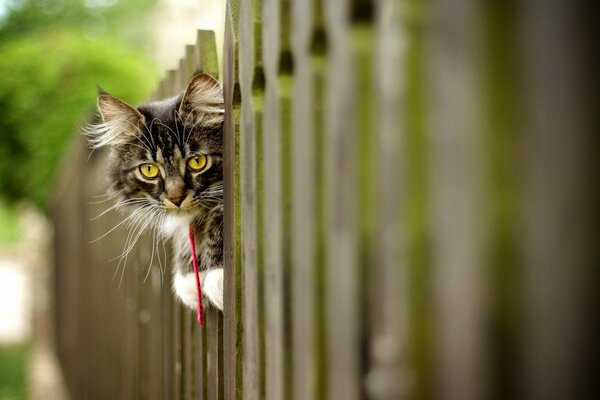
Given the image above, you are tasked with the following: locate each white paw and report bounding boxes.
[203,268,224,310]
[173,271,204,309]
[173,269,223,311]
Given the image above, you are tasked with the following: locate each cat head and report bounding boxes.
[87,72,224,218]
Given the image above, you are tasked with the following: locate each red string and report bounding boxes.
[188,227,204,326]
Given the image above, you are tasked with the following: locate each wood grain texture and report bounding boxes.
[366,0,411,399]
[323,1,361,399]
[290,0,316,399]
[194,321,206,400]
[223,1,239,399]
[198,30,220,79]
[427,1,487,399]
[261,0,285,399]
[238,0,260,399]
[207,308,221,400]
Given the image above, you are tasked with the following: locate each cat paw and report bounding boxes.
[173,271,202,309]
[173,269,223,311]
[203,268,224,310]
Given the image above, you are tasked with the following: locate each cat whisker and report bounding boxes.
[90,206,149,243]
[143,118,157,148]
[119,119,155,153]
[173,110,188,146]
[143,212,166,284]
[88,196,120,205]
[172,111,183,146]
[112,207,162,287]
[90,198,149,221]
[180,109,216,148]
[153,213,167,284]
[147,118,160,148]
[114,208,160,260]
[89,188,121,199]
[182,101,224,130]
[143,223,158,283]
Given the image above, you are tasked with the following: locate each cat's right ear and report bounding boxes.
[88,92,145,149]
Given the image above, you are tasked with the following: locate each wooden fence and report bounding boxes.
[53,1,596,400]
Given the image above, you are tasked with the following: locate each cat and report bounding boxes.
[87,72,225,310]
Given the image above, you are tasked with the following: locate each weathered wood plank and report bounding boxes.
[184,314,194,399]
[261,0,285,399]
[173,291,183,398]
[238,0,259,399]
[149,261,164,400]
[290,0,316,399]
[427,1,487,399]
[162,268,174,400]
[323,1,361,399]
[519,2,596,399]
[223,1,239,399]
[207,308,221,400]
[186,44,201,75]
[198,30,220,79]
[366,0,410,399]
[195,321,206,400]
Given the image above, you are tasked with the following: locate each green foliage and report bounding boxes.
[0,200,20,243]
[0,343,29,400]
[0,0,156,48]
[0,0,158,211]
[0,30,156,210]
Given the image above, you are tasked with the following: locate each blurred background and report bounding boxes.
[0,1,224,398]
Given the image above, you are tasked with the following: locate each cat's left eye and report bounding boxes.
[187,155,208,172]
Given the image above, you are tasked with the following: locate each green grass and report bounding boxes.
[0,343,29,400]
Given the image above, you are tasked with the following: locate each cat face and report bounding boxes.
[88,73,224,217]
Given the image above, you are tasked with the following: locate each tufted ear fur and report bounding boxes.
[178,73,224,127]
[87,92,145,149]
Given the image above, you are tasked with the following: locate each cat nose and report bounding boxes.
[165,176,186,207]
[168,195,185,207]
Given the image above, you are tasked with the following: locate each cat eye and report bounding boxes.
[187,155,208,172]
[139,163,160,178]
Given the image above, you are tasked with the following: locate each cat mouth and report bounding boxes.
[164,204,202,216]
[163,193,193,210]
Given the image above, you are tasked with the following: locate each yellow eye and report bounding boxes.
[187,155,208,171]
[139,163,160,178]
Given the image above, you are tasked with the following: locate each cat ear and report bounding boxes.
[88,92,145,148]
[178,73,224,127]
[97,92,144,126]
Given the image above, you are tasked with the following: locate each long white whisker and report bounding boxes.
[90,198,150,221]
[90,207,147,243]
[112,207,160,286]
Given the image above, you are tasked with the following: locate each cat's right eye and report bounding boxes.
[139,163,160,179]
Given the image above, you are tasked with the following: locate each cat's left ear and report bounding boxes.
[178,73,224,127]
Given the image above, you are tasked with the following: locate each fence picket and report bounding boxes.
[322,1,361,399]
[290,0,317,399]
[237,0,260,399]
[261,0,285,399]
[427,1,487,399]
[223,2,240,398]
